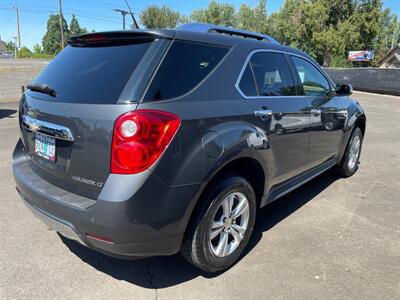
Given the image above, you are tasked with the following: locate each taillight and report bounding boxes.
[111,110,181,174]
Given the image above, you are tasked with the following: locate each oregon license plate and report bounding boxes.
[35,133,56,161]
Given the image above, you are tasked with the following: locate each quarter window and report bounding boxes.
[238,52,296,97]
[144,41,228,101]
[291,56,331,96]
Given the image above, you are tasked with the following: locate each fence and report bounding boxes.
[325,68,400,96]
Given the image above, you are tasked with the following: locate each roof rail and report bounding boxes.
[176,23,279,44]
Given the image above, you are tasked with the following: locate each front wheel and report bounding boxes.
[181,176,257,273]
[335,127,363,177]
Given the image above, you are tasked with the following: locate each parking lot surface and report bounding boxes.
[0,58,49,102]
[0,92,399,299]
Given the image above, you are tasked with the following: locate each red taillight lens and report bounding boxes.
[111,110,181,174]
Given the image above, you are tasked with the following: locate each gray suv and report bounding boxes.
[13,23,366,272]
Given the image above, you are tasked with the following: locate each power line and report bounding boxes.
[0,6,122,24]
[124,0,139,29]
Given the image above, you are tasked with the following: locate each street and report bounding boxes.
[0,92,399,299]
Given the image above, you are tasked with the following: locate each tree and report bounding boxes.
[191,0,237,27]
[5,41,15,52]
[267,0,310,53]
[19,46,33,58]
[42,14,69,55]
[33,43,43,55]
[69,14,88,37]
[238,0,268,33]
[372,8,399,65]
[140,5,183,29]
[265,0,385,66]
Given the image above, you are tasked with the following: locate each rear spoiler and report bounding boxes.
[68,30,175,46]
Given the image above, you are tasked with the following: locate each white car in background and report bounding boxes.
[1,51,14,58]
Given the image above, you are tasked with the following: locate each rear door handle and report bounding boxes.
[254,109,273,120]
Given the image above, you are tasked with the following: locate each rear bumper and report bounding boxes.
[13,141,200,259]
[19,194,182,259]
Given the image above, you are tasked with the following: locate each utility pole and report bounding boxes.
[12,5,21,58]
[113,9,131,30]
[58,0,65,49]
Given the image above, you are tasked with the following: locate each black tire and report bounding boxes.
[335,127,363,177]
[181,176,257,273]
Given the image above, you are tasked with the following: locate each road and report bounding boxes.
[0,92,399,300]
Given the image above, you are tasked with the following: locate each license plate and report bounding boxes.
[35,133,56,161]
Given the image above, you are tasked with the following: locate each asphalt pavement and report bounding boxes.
[0,91,399,299]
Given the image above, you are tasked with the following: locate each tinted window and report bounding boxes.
[238,64,257,96]
[291,56,331,96]
[32,42,151,103]
[238,52,296,97]
[144,41,228,101]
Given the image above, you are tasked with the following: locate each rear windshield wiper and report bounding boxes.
[26,83,57,97]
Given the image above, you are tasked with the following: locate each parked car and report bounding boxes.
[13,23,366,272]
[1,51,14,58]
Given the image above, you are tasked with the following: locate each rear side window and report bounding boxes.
[238,64,258,96]
[32,41,152,103]
[144,41,228,101]
[238,52,296,97]
[291,56,331,96]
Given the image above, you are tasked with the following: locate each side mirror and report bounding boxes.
[336,83,353,96]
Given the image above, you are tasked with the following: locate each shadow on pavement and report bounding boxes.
[0,109,17,119]
[61,169,340,288]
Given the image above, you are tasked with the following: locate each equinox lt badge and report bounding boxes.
[72,176,103,188]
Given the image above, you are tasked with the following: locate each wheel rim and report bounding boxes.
[209,192,250,257]
[348,134,361,169]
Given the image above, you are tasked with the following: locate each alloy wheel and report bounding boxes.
[348,134,361,169]
[209,192,250,257]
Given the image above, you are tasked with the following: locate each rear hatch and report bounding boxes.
[19,31,172,199]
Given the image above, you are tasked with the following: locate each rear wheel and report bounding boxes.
[181,176,257,273]
[335,127,363,177]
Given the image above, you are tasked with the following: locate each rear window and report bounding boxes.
[32,41,151,103]
[144,41,229,101]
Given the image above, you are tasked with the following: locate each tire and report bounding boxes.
[181,176,257,273]
[335,127,363,177]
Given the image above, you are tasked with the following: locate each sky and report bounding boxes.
[0,0,399,49]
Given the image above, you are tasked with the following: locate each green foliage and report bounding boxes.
[33,43,43,55]
[330,55,354,68]
[371,8,399,65]
[140,5,183,29]
[191,1,237,27]
[5,41,15,52]
[69,14,88,37]
[19,47,33,58]
[238,0,268,33]
[42,14,69,55]
[266,0,393,66]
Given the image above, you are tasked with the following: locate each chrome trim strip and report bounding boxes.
[22,115,74,141]
[234,49,335,99]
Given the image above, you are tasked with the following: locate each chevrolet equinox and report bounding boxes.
[13,23,366,272]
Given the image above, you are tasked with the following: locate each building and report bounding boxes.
[378,44,400,68]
